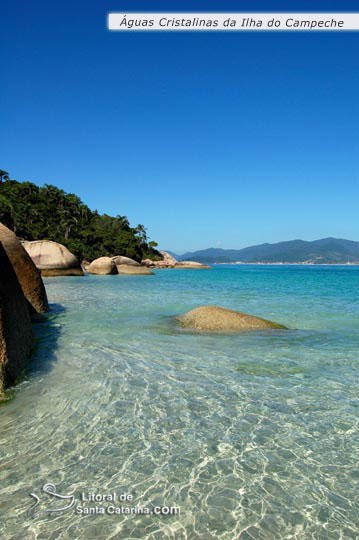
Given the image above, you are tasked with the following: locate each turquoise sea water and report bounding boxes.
[1,265,359,540]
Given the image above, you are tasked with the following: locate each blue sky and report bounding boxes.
[2,0,358,253]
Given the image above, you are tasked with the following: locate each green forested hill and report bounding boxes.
[0,171,161,262]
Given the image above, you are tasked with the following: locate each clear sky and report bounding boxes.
[2,0,358,253]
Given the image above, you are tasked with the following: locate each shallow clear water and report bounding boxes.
[1,265,359,540]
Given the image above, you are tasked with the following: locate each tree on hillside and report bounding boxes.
[134,224,147,242]
[0,194,14,227]
[0,170,10,183]
[116,215,130,229]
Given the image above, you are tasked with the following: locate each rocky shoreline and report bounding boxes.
[20,243,211,277]
[0,232,210,396]
[1,229,288,398]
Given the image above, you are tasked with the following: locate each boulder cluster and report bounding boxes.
[19,245,210,276]
[0,224,49,397]
[21,242,154,276]
[84,251,211,275]
[142,251,210,269]
[88,256,154,275]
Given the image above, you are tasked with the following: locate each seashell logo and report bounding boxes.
[29,483,75,514]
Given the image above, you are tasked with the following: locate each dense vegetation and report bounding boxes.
[0,170,162,262]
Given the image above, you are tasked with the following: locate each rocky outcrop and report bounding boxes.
[113,256,140,267]
[117,265,154,275]
[161,251,177,265]
[89,257,117,275]
[177,306,287,332]
[0,224,48,313]
[155,251,177,268]
[0,242,33,396]
[142,251,176,268]
[175,261,210,269]
[23,240,83,276]
[143,251,210,269]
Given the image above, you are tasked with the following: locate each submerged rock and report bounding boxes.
[177,306,287,332]
[23,240,83,277]
[0,224,48,313]
[89,257,117,275]
[0,242,33,396]
[117,264,154,275]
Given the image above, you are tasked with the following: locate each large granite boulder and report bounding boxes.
[0,224,48,313]
[23,240,83,276]
[175,261,211,269]
[89,257,117,275]
[0,242,33,396]
[117,265,154,275]
[113,256,140,267]
[177,306,287,332]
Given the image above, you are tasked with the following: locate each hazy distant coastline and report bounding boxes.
[214,261,359,266]
[169,238,359,265]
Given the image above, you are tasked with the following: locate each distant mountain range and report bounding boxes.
[167,238,359,264]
